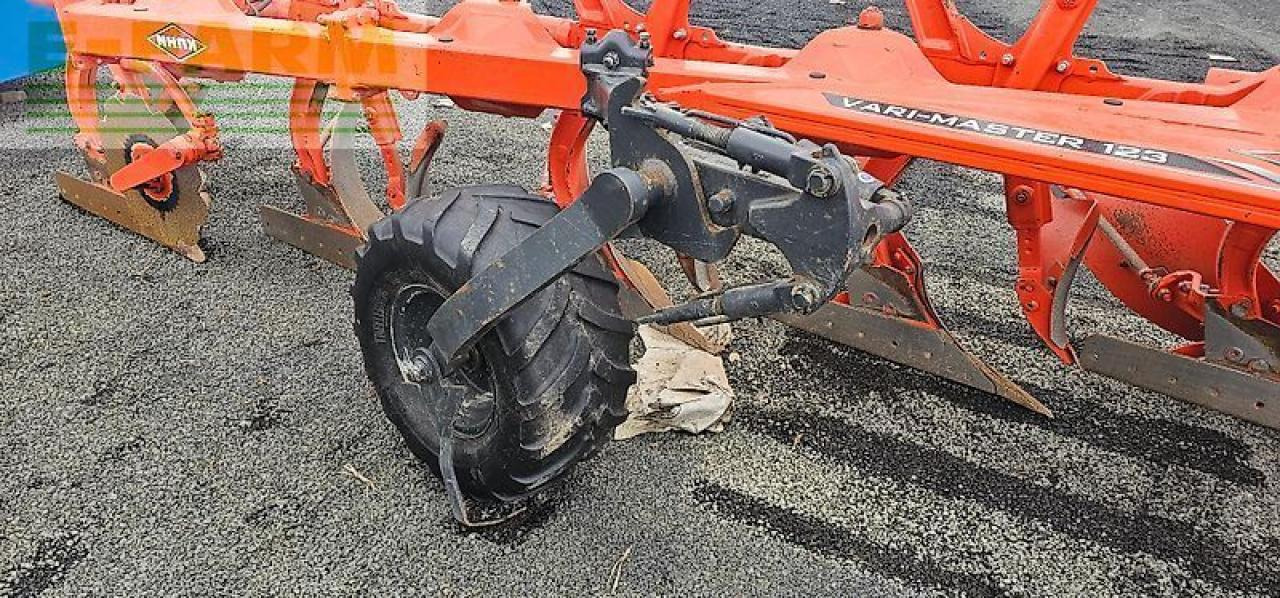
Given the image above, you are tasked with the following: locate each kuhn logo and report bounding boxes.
[147,24,206,62]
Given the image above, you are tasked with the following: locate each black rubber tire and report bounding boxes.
[352,185,636,501]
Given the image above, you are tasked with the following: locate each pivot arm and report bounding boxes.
[424,30,913,373]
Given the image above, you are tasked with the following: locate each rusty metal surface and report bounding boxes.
[259,205,363,270]
[775,302,1052,416]
[56,98,209,262]
[1079,335,1278,430]
[292,168,348,224]
[56,172,206,262]
[845,269,930,321]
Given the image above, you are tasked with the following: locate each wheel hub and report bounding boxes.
[389,284,495,437]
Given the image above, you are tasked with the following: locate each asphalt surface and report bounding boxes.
[2,1,1279,596]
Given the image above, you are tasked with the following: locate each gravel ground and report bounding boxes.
[2,1,1278,596]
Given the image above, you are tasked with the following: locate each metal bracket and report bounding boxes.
[1204,300,1280,374]
[406,119,448,200]
[261,102,388,269]
[1003,179,1100,364]
[423,29,916,370]
[425,166,666,371]
[435,383,529,527]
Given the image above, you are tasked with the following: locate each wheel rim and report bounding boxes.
[389,284,496,438]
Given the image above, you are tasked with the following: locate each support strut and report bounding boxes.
[425,166,667,370]
[261,85,425,269]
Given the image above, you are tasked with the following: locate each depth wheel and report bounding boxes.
[352,185,636,501]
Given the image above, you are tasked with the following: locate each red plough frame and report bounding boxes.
[45,0,1280,429]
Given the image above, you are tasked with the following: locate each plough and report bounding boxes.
[43,0,1280,523]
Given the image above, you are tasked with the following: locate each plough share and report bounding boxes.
[44,0,1280,523]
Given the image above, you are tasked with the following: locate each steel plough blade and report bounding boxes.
[775,302,1052,416]
[58,97,208,262]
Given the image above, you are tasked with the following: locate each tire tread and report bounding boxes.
[352,185,635,500]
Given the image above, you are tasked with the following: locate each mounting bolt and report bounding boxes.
[673,28,688,40]
[602,51,620,70]
[1013,188,1031,204]
[1230,299,1253,318]
[805,166,839,198]
[1001,53,1016,66]
[707,189,735,214]
[404,353,439,384]
[638,31,652,49]
[585,27,598,44]
[789,284,823,312]
[1056,60,1071,73]
[1225,347,1246,363]
[856,7,885,30]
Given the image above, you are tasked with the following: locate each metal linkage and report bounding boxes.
[629,101,912,326]
[421,30,912,377]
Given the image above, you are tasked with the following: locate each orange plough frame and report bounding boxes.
[45,0,1280,428]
